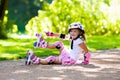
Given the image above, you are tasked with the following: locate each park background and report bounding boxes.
[0,0,120,60]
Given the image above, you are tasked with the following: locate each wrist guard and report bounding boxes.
[60,34,65,39]
[82,52,91,64]
[45,32,54,36]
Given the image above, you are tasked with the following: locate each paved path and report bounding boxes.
[0,49,120,80]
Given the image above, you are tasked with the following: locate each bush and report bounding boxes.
[25,0,120,36]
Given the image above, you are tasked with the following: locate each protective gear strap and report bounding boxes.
[60,34,66,39]
[84,52,91,61]
[56,45,61,49]
[71,40,73,49]
[54,41,64,49]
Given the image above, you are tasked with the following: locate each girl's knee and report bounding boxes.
[45,56,56,64]
[54,41,64,49]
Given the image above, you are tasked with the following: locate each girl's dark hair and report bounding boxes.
[79,29,86,41]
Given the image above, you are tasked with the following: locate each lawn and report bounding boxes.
[0,35,120,60]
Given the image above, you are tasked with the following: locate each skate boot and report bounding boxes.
[34,33,48,49]
[25,50,40,65]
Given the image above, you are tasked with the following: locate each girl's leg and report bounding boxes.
[34,33,64,52]
[47,41,64,53]
[31,33,64,64]
[54,57,61,64]
[25,50,61,65]
[39,59,49,65]
[40,57,61,64]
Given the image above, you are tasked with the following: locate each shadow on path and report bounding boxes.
[0,49,120,80]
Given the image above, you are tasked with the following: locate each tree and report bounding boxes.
[0,0,8,39]
[7,0,49,33]
[26,0,107,35]
[26,0,120,36]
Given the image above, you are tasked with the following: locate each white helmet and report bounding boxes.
[68,22,84,33]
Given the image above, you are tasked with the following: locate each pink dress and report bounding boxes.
[59,38,83,65]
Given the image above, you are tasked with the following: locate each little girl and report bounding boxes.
[25,22,91,65]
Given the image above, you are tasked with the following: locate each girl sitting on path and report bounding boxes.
[25,22,91,65]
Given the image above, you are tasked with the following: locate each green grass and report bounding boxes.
[86,35,120,50]
[0,35,120,61]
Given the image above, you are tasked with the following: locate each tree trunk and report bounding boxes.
[0,0,8,39]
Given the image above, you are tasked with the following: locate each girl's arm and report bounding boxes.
[45,31,70,40]
[79,42,91,64]
[79,42,88,53]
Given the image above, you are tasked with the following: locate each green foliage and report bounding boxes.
[8,0,46,33]
[0,0,8,39]
[1,10,18,38]
[26,0,120,36]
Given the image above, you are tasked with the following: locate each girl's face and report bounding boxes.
[70,28,80,40]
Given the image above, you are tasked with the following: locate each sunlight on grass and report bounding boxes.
[86,35,120,50]
[10,34,32,39]
[0,41,30,47]
[0,35,120,61]
[0,53,19,60]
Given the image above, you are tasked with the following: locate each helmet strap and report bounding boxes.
[70,35,80,50]
[71,40,73,49]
